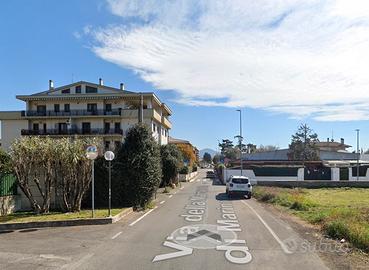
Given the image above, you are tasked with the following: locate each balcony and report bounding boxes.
[162,116,172,129]
[21,109,122,117]
[21,128,124,136]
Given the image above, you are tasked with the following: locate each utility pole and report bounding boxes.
[236,109,243,176]
[138,93,144,123]
[356,129,360,181]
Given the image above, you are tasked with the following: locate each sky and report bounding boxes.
[1,0,369,151]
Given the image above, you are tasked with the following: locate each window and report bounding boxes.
[105,104,112,112]
[104,122,110,133]
[37,105,46,116]
[75,85,81,94]
[61,88,70,94]
[105,141,111,150]
[87,103,97,112]
[64,104,70,112]
[82,122,91,134]
[115,122,121,130]
[54,104,60,112]
[33,123,39,131]
[43,123,47,133]
[86,86,98,93]
[153,123,156,132]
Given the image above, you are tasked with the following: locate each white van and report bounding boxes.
[226,176,252,199]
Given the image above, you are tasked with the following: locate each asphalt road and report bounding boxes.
[0,169,329,270]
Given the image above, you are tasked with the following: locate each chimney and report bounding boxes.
[99,78,103,86]
[340,138,344,144]
[49,80,54,90]
[120,83,125,91]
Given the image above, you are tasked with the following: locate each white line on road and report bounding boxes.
[168,195,173,198]
[241,200,293,254]
[174,192,177,194]
[196,179,200,182]
[129,207,157,226]
[180,187,184,190]
[111,231,122,240]
[160,200,166,204]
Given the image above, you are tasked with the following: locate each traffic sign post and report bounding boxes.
[86,145,98,218]
[104,151,115,217]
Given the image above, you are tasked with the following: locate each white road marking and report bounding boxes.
[152,241,193,262]
[111,231,122,240]
[174,192,177,194]
[168,195,173,198]
[180,187,184,190]
[241,200,293,254]
[129,207,157,226]
[39,254,71,261]
[61,253,94,270]
[196,179,200,182]
[160,200,165,204]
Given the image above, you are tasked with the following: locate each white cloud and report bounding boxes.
[87,0,369,121]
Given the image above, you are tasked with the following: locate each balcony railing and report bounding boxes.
[21,109,122,117]
[21,128,124,136]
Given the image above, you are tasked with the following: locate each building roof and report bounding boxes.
[168,137,191,144]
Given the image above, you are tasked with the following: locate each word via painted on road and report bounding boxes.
[181,186,208,222]
[152,241,193,262]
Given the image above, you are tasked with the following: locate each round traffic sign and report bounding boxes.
[86,145,98,160]
[104,151,115,161]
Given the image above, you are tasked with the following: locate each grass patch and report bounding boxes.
[0,208,127,224]
[253,186,369,252]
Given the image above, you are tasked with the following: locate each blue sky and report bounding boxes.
[1,0,369,152]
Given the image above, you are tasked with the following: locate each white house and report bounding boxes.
[0,79,172,151]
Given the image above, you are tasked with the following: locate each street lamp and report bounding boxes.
[355,129,360,181]
[104,150,115,217]
[86,145,98,218]
[236,109,243,175]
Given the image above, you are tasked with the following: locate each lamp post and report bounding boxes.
[104,151,115,217]
[86,145,98,218]
[355,129,360,181]
[236,109,243,175]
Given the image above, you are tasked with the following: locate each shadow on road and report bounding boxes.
[215,192,249,201]
[211,178,224,186]
[18,228,39,233]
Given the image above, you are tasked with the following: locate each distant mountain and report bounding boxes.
[199,148,218,159]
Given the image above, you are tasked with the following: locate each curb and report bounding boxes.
[0,208,133,232]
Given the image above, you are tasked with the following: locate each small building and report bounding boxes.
[224,139,369,182]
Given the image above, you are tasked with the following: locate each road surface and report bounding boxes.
[0,169,329,269]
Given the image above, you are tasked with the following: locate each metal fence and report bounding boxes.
[0,174,17,197]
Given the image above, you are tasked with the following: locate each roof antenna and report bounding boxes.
[331,130,334,142]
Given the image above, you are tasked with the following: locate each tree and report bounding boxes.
[212,154,221,164]
[255,145,279,153]
[10,137,99,214]
[289,124,319,161]
[116,124,161,209]
[203,152,212,163]
[0,148,12,174]
[219,139,234,154]
[161,144,183,187]
[176,143,196,166]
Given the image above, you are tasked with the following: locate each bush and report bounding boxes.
[115,124,161,210]
[0,149,12,174]
[179,166,189,174]
[161,144,183,187]
[192,164,198,172]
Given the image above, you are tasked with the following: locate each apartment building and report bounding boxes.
[0,79,172,150]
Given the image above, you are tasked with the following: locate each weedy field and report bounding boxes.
[253,187,369,252]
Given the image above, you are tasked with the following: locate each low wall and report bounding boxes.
[256,180,369,188]
[179,171,198,182]
[222,169,304,183]
[0,195,20,216]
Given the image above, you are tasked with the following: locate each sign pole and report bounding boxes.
[108,160,112,217]
[92,160,95,218]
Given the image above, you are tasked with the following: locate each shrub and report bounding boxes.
[192,164,198,172]
[115,124,161,210]
[179,166,189,174]
[161,144,183,187]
